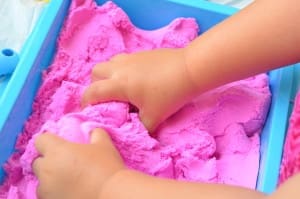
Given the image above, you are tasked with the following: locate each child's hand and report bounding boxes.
[82,48,197,133]
[32,128,125,199]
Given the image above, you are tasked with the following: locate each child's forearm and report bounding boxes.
[185,0,300,92]
[100,170,265,199]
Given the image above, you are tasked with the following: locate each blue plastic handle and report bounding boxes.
[0,49,19,76]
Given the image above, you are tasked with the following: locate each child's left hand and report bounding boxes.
[32,128,126,199]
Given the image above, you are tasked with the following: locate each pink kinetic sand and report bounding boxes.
[279,93,300,183]
[0,1,271,198]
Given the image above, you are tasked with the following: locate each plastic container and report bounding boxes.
[0,1,48,97]
[0,0,295,194]
[0,0,70,181]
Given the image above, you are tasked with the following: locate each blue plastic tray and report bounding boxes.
[0,0,70,182]
[0,3,48,96]
[0,0,295,194]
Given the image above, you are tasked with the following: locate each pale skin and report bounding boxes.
[33,0,300,198]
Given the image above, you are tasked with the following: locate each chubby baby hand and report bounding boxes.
[33,128,125,199]
[82,48,197,133]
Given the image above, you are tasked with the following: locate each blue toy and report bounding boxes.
[0,49,19,76]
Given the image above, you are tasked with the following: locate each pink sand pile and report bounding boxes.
[279,93,300,183]
[0,1,271,198]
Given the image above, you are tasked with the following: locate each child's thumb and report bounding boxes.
[140,112,160,134]
[81,79,128,108]
[90,128,113,145]
[35,133,66,155]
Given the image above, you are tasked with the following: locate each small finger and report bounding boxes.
[91,63,113,82]
[36,182,47,199]
[90,128,112,144]
[81,79,127,107]
[109,53,128,62]
[139,110,160,134]
[32,157,45,178]
[34,133,66,156]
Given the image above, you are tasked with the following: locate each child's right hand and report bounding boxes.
[82,48,198,133]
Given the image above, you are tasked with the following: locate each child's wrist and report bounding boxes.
[183,39,221,95]
[182,47,202,95]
